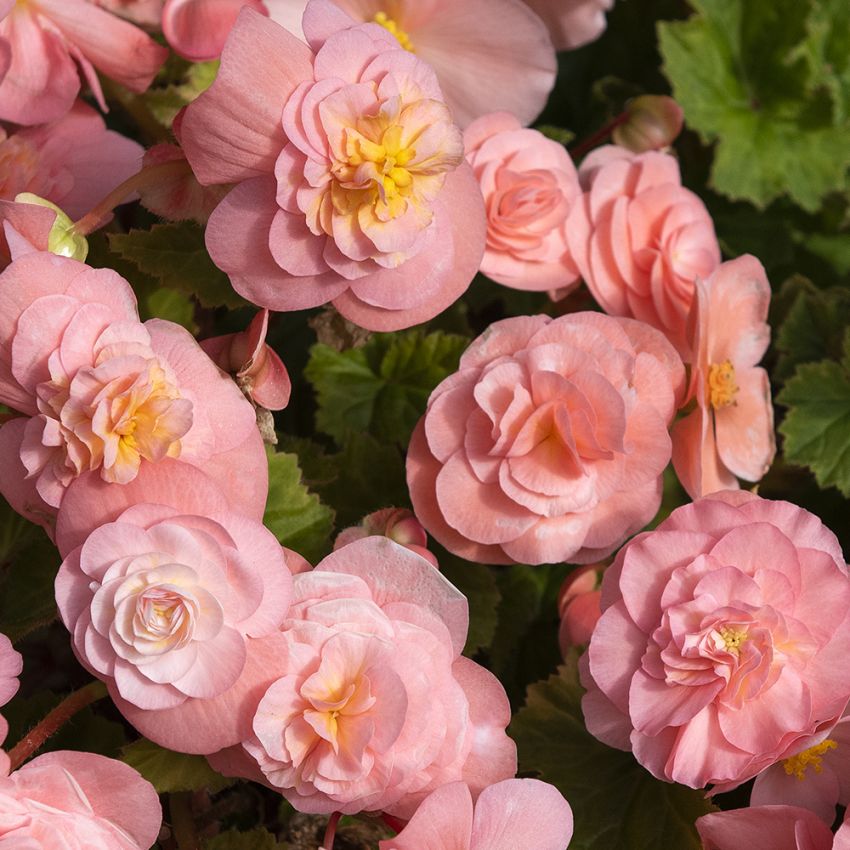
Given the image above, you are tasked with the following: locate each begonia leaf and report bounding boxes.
[777,329,850,496]
[440,555,501,656]
[0,533,59,642]
[144,59,219,128]
[510,658,714,850]
[122,739,233,793]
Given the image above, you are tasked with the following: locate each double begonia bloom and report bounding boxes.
[268,0,557,127]
[671,255,776,499]
[333,506,437,566]
[696,805,850,850]
[0,101,143,221]
[180,6,487,331]
[0,253,267,535]
[464,112,582,293]
[0,0,167,125]
[0,750,162,849]
[581,490,850,790]
[524,0,612,51]
[219,538,516,817]
[54,459,293,754]
[566,145,721,356]
[406,312,684,565]
[378,779,573,850]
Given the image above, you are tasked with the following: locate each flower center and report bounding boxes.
[718,624,747,655]
[707,360,738,409]
[782,739,837,781]
[372,11,414,51]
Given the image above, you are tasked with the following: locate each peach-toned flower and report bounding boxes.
[0,253,267,535]
[566,145,721,356]
[265,0,556,127]
[523,0,612,50]
[671,255,776,499]
[464,112,582,293]
[378,779,573,850]
[0,0,167,125]
[217,538,516,817]
[407,312,684,565]
[54,459,294,754]
[181,5,486,331]
[558,563,603,654]
[0,750,162,849]
[334,507,437,566]
[582,490,850,791]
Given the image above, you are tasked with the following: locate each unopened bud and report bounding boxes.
[14,193,88,261]
[334,508,437,567]
[612,95,684,153]
[557,564,604,655]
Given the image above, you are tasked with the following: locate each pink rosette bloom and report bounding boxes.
[180,5,487,331]
[582,490,850,791]
[407,312,684,565]
[224,538,516,817]
[0,0,167,126]
[696,805,850,850]
[54,459,293,754]
[200,309,291,411]
[334,507,437,566]
[0,101,143,221]
[524,0,612,50]
[0,750,162,849]
[464,112,582,293]
[566,145,721,356]
[378,779,573,850]
[267,0,556,127]
[0,253,266,535]
[671,255,776,499]
[750,716,850,825]
[163,0,269,61]
[558,563,603,654]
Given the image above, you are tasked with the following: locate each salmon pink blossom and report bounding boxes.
[89,0,164,26]
[464,112,582,293]
[0,0,167,125]
[54,459,293,754]
[181,5,486,331]
[671,255,776,498]
[0,253,267,535]
[524,0,612,50]
[582,490,850,790]
[378,779,573,850]
[162,0,269,61]
[406,312,684,565]
[217,538,516,817]
[566,145,721,356]
[0,750,162,849]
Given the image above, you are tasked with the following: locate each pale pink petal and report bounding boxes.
[163,0,270,61]
[379,782,472,850]
[696,806,834,850]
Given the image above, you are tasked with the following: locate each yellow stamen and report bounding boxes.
[373,11,415,51]
[783,739,837,781]
[718,625,747,655]
[707,360,738,409]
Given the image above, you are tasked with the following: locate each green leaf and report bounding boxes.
[510,659,714,850]
[658,0,850,211]
[143,287,198,333]
[122,739,233,794]
[440,556,501,656]
[264,449,335,562]
[143,60,219,128]
[204,829,284,850]
[777,330,850,495]
[305,330,469,445]
[0,534,60,641]
[108,223,245,310]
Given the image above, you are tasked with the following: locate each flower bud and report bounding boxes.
[335,508,438,567]
[612,95,684,153]
[14,193,87,261]
[557,563,603,655]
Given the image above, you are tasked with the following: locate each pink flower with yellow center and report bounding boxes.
[180,4,486,331]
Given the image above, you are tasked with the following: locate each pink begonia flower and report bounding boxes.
[524,0,612,51]
[264,0,556,128]
[0,0,168,126]
[0,197,58,269]
[200,309,291,411]
[0,750,162,849]
[163,0,269,61]
[671,255,776,499]
[0,253,267,537]
[90,0,164,27]
[180,6,486,332]
[214,538,516,817]
[334,507,437,566]
[54,459,294,754]
[581,490,850,791]
[566,145,721,356]
[0,632,22,774]
[378,779,573,850]
[751,716,850,825]
[696,805,850,850]
[558,563,603,654]
[0,101,143,221]
[464,112,582,293]
[407,312,684,565]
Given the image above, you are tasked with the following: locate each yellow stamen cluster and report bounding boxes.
[782,739,837,781]
[707,360,739,409]
[373,11,415,51]
[718,625,747,655]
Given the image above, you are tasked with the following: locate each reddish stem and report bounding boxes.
[569,111,630,160]
[322,811,341,850]
[7,680,108,771]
